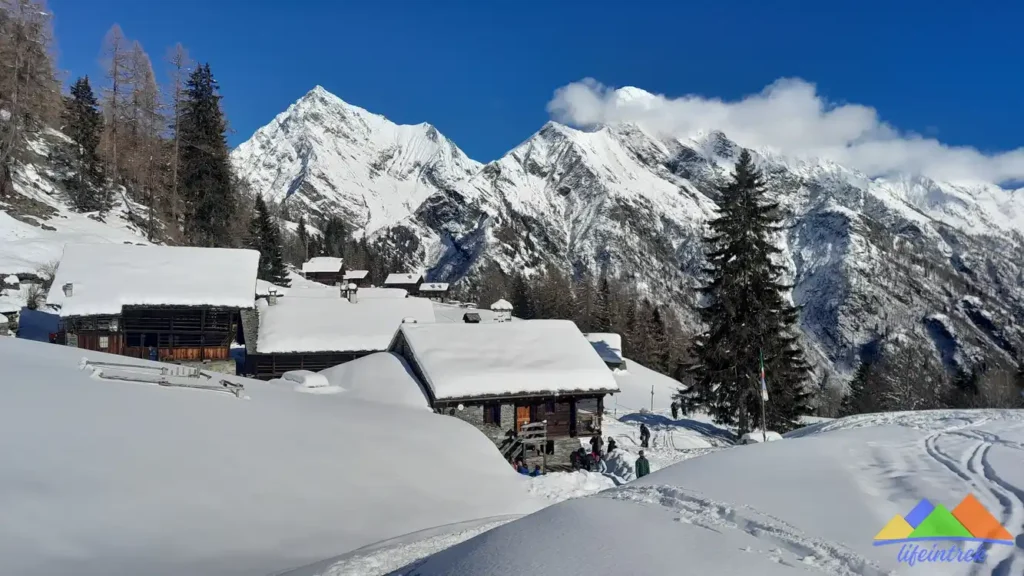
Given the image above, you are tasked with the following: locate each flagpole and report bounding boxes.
[759,348,767,443]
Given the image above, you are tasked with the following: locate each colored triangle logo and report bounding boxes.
[952,494,1014,542]
[874,515,914,541]
[908,505,973,539]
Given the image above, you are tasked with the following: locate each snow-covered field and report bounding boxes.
[0,338,541,576]
[6,334,1022,576]
[395,409,1024,575]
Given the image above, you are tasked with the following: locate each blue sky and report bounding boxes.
[49,0,1021,168]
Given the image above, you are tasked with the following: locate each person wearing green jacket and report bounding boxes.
[635,450,651,478]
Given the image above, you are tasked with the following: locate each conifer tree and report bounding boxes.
[178,63,236,247]
[593,272,613,333]
[679,150,811,433]
[840,361,871,416]
[57,76,109,212]
[296,215,309,261]
[247,194,290,286]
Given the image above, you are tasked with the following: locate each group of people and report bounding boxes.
[568,433,650,479]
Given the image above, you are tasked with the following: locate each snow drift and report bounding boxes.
[0,338,540,576]
[394,409,1024,575]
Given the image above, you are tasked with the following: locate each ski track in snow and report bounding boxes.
[920,419,1024,576]
[601,485,891,576]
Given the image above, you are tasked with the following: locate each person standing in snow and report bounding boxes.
[639,423,650,448]
[671,401,679,420]
[635,450,651,478]
[607,436,617,453]
[589,434,602,457]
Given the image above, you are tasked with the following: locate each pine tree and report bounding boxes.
[680,150,811,433]
[247,194,290,286]
[593,272,613,332]
[840,361,871,416]
[296,215,309,261]
[321,215,346,258]
[58,76,109,212]
[178,63,236,247]
[509,272,534,319]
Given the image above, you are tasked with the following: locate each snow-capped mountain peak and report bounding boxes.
[232,86,480,233]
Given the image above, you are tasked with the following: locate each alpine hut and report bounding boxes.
[46,244,259,373]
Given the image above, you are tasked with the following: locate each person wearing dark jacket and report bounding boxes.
[607,437,617,453]
[530,465,543,477]
[639,423,650,448]
[589,435,602,456]
[577,447,591,471]
[671,401,679,420]
[635,450,651,478]
[569,449,581,470]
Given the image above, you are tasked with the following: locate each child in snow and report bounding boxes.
[639,423,650,448]
[589,434,602,456]
[671,401,679,420]
[635,450,651,478]
[607,437,617,453]
[530,465,543,477]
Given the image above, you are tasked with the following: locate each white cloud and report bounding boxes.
[547,78,1024,185]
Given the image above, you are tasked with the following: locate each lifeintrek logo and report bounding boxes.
[873,494,1014,567]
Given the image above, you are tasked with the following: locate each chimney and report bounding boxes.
[347,285,358,304]
[62,282,73,297]
[268,288,278,306]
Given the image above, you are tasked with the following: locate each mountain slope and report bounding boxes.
[233,86,1024,384]
[231,86,481,233]
[0,126,153,280]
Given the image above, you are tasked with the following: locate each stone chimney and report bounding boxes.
[62,282,73,297]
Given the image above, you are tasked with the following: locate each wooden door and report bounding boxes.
[516,405,531,432]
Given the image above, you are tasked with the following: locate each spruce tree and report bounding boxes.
[58,76,109,212]
[246,194,290,287]
[593,273,613,333]
[679,150,811,433]
[296,215,309,261]
[178,63,236,247]
[840,361,871,416]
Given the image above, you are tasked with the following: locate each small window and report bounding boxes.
[483,404,501,425]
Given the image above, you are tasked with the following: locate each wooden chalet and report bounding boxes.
[417,282,450,301]
[383,272,423,294]
[301,257,344,285]
[343,269,370,287]
[46,244,259,371]
[388,319,619,466]
[242,291,436,379]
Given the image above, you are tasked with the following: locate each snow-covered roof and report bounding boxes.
[394,319,619,402]
[490,299,513,311]
[47,244,260,317]
[384,272,421,285]
[418,282,450,292]
[343,269,369,280]
[357,287,408,299]
[301,257,343,274]
[585,332,624,365]
[255,296,436,354]
[255,279,289,297]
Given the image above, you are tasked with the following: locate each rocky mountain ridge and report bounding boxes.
[239,87,1024,382]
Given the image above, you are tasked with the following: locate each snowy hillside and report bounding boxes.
[391,409,1024,575]
[231,86,481,233]
[233,85,1024,382]
[0,338,540,576]
[0,127,153,279]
